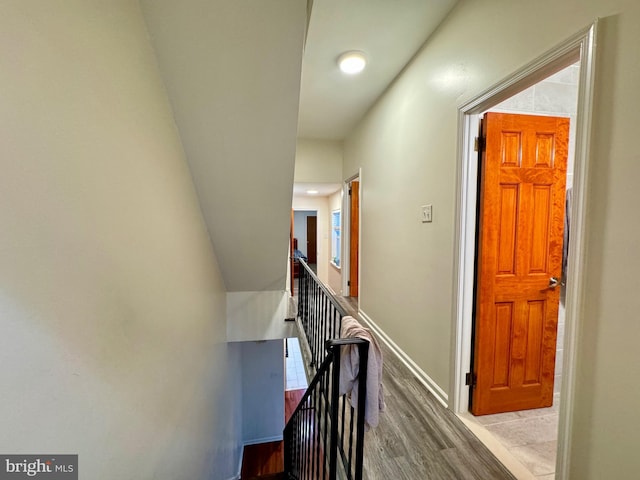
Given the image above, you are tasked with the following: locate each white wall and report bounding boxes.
[292,195,331,285]
[227,291,296,342]
[239,340,286,445]
[343,1,640,477]
[293,139,343,288]
[295,138,343,183]
[0,1,241,479]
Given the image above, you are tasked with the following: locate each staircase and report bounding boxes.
[244,259,369,480]
[240,441,285,480]
[283,259,369,480]
[244,473,285,480]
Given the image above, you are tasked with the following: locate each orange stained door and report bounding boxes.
[472,112,569,415]
[349,181,359,297]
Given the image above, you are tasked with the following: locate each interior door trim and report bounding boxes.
[451,21,598,480]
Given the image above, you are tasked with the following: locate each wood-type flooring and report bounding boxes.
[240,390,304,479]
[245,293,516,479]
[333,296,517,480]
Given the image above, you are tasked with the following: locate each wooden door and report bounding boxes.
[472,112,569,415]
[350,181,360,297]
[306,216,317,264]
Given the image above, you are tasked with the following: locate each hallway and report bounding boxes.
[332,297,516,480]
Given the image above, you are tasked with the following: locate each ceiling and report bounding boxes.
[139,1,461,289]
[293,182,342,197]
[297,0,460,141]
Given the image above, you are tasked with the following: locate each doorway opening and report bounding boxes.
[452,23,597,480]
[348,178,360,298]
[343,173,361,302]
[293,210,318,274]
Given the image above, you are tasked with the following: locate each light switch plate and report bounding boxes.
[421,204,433,223]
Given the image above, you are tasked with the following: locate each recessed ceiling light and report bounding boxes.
[338,51,367,75]
[307,190,319,195]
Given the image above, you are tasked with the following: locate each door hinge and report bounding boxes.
[474,136,485,152]
[347,280,351,286]
[348,188,352,195]
[465,372,477,387]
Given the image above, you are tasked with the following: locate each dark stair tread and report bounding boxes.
[246,472,286,480]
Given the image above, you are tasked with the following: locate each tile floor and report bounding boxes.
[461,394,560,479]
[285,338,308,391]
[462,299,565,479]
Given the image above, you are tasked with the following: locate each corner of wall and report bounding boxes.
[227,290,296,342]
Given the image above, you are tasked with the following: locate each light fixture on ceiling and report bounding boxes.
[306,190,319,195]
[338,51,367,75]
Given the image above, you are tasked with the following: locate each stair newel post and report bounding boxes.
[283,422,292,477]
[328,341,341,480]
[354,341,369,480]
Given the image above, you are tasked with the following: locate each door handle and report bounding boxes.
[548,277,559,289]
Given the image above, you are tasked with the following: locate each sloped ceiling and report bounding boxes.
[140,0,306,292]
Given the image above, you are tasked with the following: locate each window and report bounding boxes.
[331,209,341,267]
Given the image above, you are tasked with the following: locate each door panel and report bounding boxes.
[472,112,568,415]
[497,184,518,274]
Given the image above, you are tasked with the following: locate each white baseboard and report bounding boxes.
[243,434,284,446]
[358,309,449,408]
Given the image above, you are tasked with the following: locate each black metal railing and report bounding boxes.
[285,259,369,480]
[284,338,369,480]
[296,259,346,370]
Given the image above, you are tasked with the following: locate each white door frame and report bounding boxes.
[450,22,597,479]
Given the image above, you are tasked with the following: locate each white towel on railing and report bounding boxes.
[338,316,385,429]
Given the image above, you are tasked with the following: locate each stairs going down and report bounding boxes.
[244,473,286,480]
[240,441,284,480]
